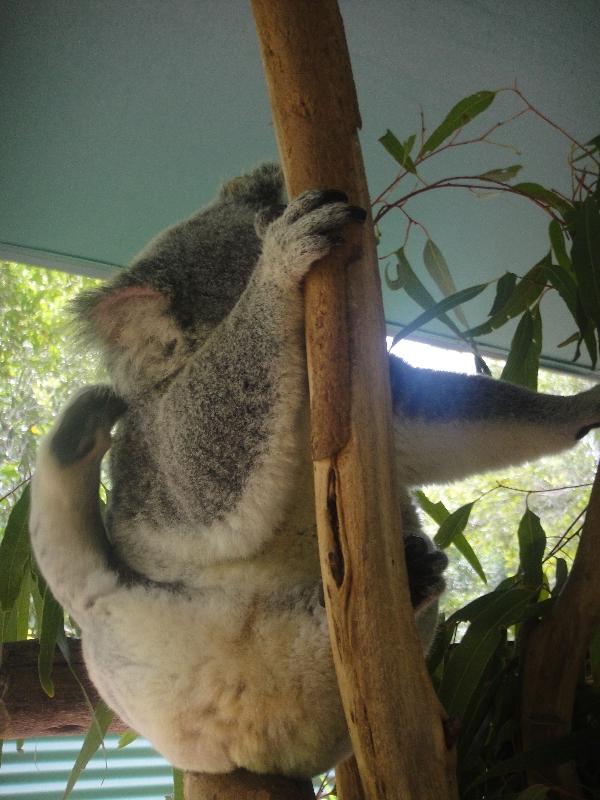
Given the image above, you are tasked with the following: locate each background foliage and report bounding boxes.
[1,87,599,799]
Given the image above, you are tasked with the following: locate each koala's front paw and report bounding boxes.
[260,189,366,282]
[404,535,448,610]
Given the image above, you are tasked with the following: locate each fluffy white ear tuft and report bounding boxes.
[85,285,189,396]
[89,286,168,343]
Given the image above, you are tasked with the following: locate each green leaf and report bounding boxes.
[38,585,65,697]
[489,272,517,316]
[590,627,600,693]
[542,262,578,317]
[552,557,568,597]
[117,730,139,749]
[421,91,496,154]
[423,239,469,328]
[500,305,542,390]
[439,586,535,718]
[513,182,573,215]
[548,219,571,271]
[512,786,551,800]
[172,768,184,800]
[434,502,474,549]
[517,509,546,590]
[570,197,600,332]
[388,249,464,337]
[379,129,417,174]
[0,485,31,613]
[414,490,449,525]
[451,531,487,583]
[478,165,523,182]
[62,699,115,800]
[466,730,598,789]
[384,250,410,291]
[464,259,547,338]
[1,568,31,643]
[392,282,488,346]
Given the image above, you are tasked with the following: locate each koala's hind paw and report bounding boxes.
[404,535,448,610]
[50,386,127,466]
[261,188,366,281]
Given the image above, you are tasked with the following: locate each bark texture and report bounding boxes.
[520,458,600,791]
[0,638,127,738]
[251,2,458,799]
[184,770,315,800]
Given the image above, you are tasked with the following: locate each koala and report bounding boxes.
[30,163,600,778]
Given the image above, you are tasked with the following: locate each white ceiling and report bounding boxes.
[1,0,599,370]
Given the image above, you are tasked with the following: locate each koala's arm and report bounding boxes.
[151,192,365,544]
[30,386,126,619]
[390,356,600,485]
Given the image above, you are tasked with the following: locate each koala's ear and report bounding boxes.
[219,163,285,210]
[74,284,171,346]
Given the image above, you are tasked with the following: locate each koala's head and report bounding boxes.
[74,163,284,397]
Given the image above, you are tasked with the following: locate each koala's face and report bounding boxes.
[74,163,284,396]
[122,199,264,332]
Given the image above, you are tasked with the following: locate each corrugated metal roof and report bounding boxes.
[0,736,174,800]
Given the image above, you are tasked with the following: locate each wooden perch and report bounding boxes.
[0,638,127,738]
[520,457,600,791]
[250,2,458,799]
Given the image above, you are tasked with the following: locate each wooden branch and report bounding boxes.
[251,3,457,799]
[520,457,600,791]
[335,756,366,800]
[184,770,315,800]
[0,638,127,738]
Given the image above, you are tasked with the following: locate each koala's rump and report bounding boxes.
[82,578,350,777]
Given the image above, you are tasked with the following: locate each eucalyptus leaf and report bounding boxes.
[423,239,469,328]
[464,259,547,339]
[500,305,542,390]
[452,532,487,583]
[392,282,488,346]
[513,182,573,215]
[439,586,535,718]
[590,627,600,693]
[425,613,454,678]
[379,129,417,174]
[0,485,31,613]
[1,569,31,643]
[570,197,600,333]
[552,557,568,597]
[62,699,115,800]
[414,490,449,525]
[489,272,517,316]
[548,219,571,271]
[388,248,464,337]
[434,502,474,549]
[478,165,522,182]
[173,768,184,800]
[421,90,496,154]
[117,730,139,749]
[38,584,65,697]
[544,262,598,365]
[517,509,546,590]
[512,786,551,800]
[465,730,597,789]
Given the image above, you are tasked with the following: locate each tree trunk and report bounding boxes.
[251,2,458,799]
[184,770,315,800]
[0,638,127,738]
[520,457,600,791]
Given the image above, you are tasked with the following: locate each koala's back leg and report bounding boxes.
[390,355,600,485]
[30,386,126,621]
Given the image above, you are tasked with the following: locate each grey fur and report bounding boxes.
[30,163,600,778]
